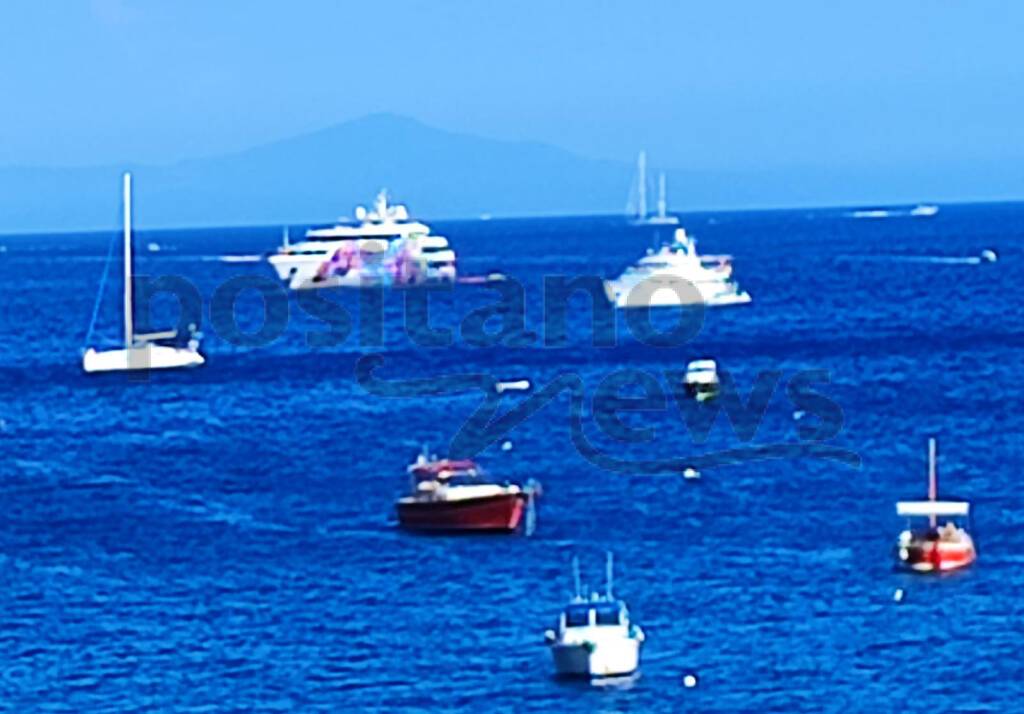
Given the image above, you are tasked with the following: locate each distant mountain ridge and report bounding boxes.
[1,113,1020,233]
[0,114,647,233]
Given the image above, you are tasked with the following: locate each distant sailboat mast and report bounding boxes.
[928,437,937,529]
[657,172,667,220]
[636,151,648,219]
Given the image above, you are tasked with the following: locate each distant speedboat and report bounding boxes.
[847,204,939,219]
[605,228,752,308]
[628,152,679,226]
[396,450,539,533]
[909,204,939,217]
[267,191,457,290]
[81,173,204,374]
[545,553,645,678]
[895,438,976,573]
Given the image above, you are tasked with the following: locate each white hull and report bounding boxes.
[550,638,641,678]
[607,279,752,308]
[82,345,205,373]
[633,215,679,226]
[268,253,456,291]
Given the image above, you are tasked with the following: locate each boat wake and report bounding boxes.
[836,249,997,266]
[199,254,264,263]
[845,204,939,219]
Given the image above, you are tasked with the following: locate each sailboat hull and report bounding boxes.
[82,345,205,373]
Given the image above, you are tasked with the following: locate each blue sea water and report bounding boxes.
[2,205,1024,712]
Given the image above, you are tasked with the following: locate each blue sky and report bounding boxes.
[1,1,1022,189]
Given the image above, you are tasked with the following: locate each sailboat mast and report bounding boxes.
[657,172,667,219]
[928,438,937,528]
[122,172,133,348]
[637,151,647,219]
[605,551,614,599]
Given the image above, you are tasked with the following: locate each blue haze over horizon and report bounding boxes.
[1,0,1023,231]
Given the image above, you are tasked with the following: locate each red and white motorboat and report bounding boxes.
[396,452,540,533]
[895,438,976,573]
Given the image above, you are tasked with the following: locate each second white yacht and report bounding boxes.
[267,190,457,290]
[605,227,752,308]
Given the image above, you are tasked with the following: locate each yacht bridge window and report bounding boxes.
[594,603,622,625]
[565,605,590,627]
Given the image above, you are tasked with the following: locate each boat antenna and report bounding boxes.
[928,437,938,528]
[605,551,614,599]
[572,556,581,600]
[283,225,290,248]
[122,172,134,348]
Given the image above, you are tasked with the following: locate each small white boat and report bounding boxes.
[82,173,204,374]
[684,359,720,402]
[545,553,644,678]
[909,204,939,217]
[847,204,939,219]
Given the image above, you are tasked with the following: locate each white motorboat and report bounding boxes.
[684,359,720,402]
[627,151,678,226]
[605,227,752,308]
[847,204,940,219]
[545,554,645,678]
[81,173,204,374]
[909,204,939,217]
[267,190,457,290]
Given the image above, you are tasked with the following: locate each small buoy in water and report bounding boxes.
[893,588,904,603]
[793,410,806,420]
[683,467,700,480]
[501,440,513,452]
[980,249,998,263]
[683,674,698,688]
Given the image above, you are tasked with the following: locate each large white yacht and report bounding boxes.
[605,227,752,308]
[268,190,457,290]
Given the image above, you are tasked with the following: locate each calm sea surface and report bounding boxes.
[2,205,1023,712]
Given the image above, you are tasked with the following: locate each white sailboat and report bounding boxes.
[82,173,205,373]
[628,152,679,225]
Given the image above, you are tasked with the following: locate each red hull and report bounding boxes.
[397,493,526,532]
[898,543,976,573]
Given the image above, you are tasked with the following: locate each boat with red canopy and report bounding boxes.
[895,438,976,573]
[396,450,540,533]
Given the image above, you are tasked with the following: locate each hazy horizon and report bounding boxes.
[2,1,1023,230]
